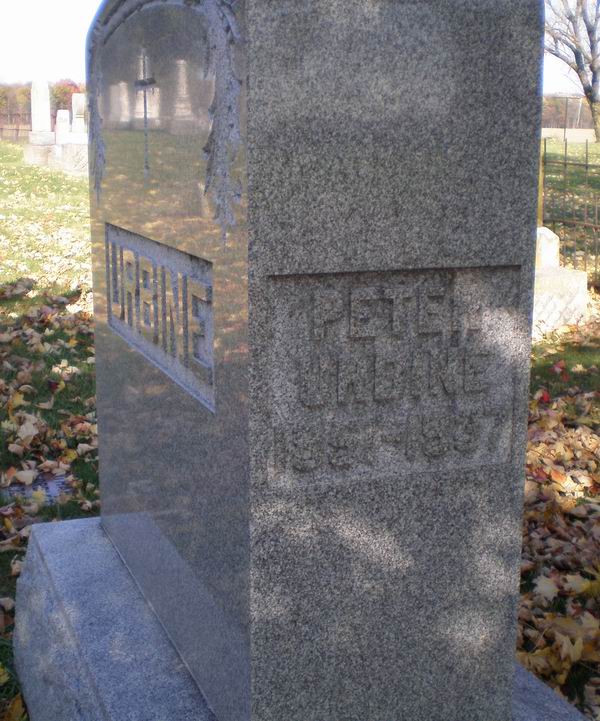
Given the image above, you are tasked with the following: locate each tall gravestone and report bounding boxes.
[28,80,54,145]
[15,1,585,721]
[24,80,55,167]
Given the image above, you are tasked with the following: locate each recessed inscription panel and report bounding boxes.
[269,267,521,487]
[105,224,215,411]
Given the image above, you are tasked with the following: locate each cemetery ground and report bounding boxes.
[0,140,599,719]
[0,141,97,721]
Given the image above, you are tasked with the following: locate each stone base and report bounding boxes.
[14,518,586,721]
[67,131,89,145]
[513,665,586,721]
[533,267,588,341]
[55,131,71,146]
[48,143,89,177]
[14,519,213,721]
[28,131,55,146]
[22,144,52,167]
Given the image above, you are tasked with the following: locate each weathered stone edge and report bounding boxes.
[14,517,215,721]
[513,663,587,721]
[13,517,586,721]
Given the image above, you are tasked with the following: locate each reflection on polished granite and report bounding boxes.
[90,4,250,721]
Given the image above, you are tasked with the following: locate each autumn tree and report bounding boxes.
[546,1,600,141]
[0,88,8,115]
[14,86,31,115]
[51,79,81,111]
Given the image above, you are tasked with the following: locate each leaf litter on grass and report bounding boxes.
[0,298,100,721]
[521,322,600,718]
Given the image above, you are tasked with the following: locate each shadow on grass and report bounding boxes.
[531,324,600,397]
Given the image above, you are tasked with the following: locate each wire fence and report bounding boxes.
[0,113,31,142]
[542,138,600,287]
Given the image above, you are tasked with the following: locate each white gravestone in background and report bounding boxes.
[29,80,55,146]
[55,109,71,145]
[49,95,88,176]
[70,93,88,143]
[119,81,132,125]
[170,59,195,134]
[109,84,121,126]
[533,227,588,339]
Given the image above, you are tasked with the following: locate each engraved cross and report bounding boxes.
[134,49,157,179]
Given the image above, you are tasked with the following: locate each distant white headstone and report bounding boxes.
[170,59,195,133]
[71,93,87,134]
[119,81,131,124]
[533,227,588,338]
[536,226,561,269]
[147,88,161,126]
[174,59,191,116]
[55,109,71,145]
[29,80,55,146]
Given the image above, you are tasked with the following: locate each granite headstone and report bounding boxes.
[28,80,54,145]
[54,108,71,145]
[24,80,56,167]
[16,2,585,721]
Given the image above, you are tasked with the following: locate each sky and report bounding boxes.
[0,0,588,95]
[0,0,100,84]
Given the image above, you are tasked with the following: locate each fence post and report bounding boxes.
[595,198,599,286]
[537,142,544,227]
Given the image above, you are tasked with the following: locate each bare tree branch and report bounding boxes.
[545,0,600,138]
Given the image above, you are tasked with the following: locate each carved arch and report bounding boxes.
[87,0,242,238]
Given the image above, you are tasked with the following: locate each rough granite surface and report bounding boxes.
[14,519,586,721]
[247,2,544,720]
[513,665,587,721]
[14,519,216,721]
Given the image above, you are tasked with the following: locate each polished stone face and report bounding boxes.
[89,3,249,720]
[89,2,543,720]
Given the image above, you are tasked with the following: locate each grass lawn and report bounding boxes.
[543,138,600,199]
[0,138,600,718]
[531,324,600,396]
[0,142,92,304]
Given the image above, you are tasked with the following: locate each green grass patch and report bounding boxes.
[0,140,91,300]
[531,331,600,397]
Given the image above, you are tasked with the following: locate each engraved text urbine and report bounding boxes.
[105,224,215,411]
[270,268,521,486]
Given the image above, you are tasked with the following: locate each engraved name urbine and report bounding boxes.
[105,224,215,411]
[270,268,521,485]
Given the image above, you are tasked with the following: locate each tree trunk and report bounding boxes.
[590,100,600,143]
